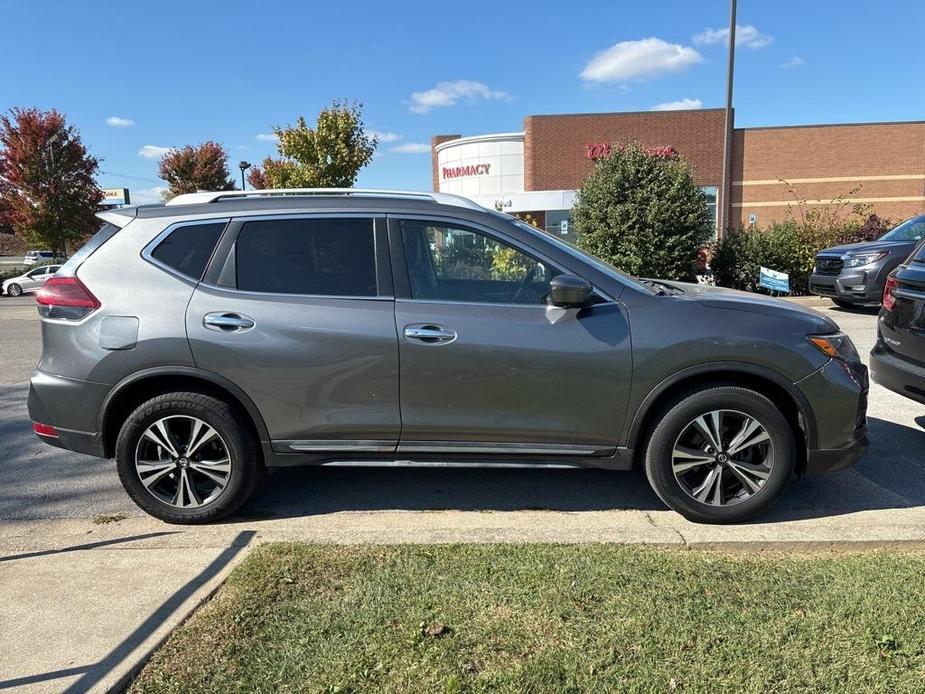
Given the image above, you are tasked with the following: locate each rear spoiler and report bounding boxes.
[95,207,137,228]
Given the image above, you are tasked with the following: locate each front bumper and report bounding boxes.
[870,342,925,405]
[805,433,869,473]
[796,358,869,474]
[808,270,882,304]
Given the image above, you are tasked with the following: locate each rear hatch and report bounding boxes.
[881,243,925,365]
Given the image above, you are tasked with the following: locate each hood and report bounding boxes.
[818,239,916,255]
[658,281,839,333]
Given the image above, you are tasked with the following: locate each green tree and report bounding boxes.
[250,100,377,189]
[0,107,102,257]
[572,143,712,280]
[158,141,236,199]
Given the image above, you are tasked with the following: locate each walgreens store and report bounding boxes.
[431,109,925,240]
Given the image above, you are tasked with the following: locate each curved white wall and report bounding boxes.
[436,133,525,198]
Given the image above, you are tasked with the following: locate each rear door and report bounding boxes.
[186,215,400,453]
[390,215,632,456]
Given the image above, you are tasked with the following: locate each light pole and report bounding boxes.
[238,161,251,190]
[719,0,737,237]
[46,132,62,258]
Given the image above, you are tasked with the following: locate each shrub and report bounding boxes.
[572,143,712,281]
[711,222,815,294]
[711,186,895,295]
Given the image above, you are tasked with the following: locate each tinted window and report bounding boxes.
[400,220,558,305]
[236,218,376,296]
[151,222,226,279]
[913,239,925,264]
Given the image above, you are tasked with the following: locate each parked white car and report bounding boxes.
[23,251,55,267]
[2,265,61,296]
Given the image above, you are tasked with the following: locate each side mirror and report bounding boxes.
[549,274,593,308]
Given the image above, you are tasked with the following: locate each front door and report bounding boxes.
[187,215,400,453]
[392,217,632,456]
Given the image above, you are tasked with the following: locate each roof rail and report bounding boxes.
[163,188,486,211]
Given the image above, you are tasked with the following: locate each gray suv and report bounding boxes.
[28,189,869,524]
[809,215,925,307]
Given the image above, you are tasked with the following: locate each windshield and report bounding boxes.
[880,216,925,242]
[503,216,655,294]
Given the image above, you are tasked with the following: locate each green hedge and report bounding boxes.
[711,214,892,295]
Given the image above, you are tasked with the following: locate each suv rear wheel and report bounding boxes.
[115,392,262,524]
[644,386,795,523]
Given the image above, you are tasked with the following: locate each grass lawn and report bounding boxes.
[131,544,925,693]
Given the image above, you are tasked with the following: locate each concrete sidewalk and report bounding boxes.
[5,508,925,693]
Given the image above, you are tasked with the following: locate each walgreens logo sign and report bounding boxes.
[442,163,492,179]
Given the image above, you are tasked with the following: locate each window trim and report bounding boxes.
[387,213,614,306]
[141,218,231,283]
[200,213,392,300]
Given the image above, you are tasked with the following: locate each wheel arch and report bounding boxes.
[627,363,817,474]
[99,366,270,460]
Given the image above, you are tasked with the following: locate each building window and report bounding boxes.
[701,186,718,234]
[545,210,573,240]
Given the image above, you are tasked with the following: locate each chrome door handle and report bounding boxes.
[203,312,256,332]
[403,324,457,344]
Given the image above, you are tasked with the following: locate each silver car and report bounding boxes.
[27,189,869,525]
[3,265,61,296]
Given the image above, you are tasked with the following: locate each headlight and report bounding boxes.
[807,333,860,362]
[842,252,887,268]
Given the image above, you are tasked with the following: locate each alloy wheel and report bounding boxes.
[671,409,773,507]
[134,415,232,509]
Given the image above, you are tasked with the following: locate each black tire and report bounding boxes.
[115,392,262,524]
[644,386,795,524]
[7,283,22,297]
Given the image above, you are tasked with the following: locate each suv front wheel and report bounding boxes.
[115,392,262,524]
[644,386,795,524]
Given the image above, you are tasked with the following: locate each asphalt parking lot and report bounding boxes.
[0,293,923,524]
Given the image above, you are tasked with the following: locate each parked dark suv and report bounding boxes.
[871,238,925,405]
[809,215,925,307]
[29,189,869,524]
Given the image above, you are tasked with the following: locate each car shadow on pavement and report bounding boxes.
[828,304,881,315]
[237,416,925,523]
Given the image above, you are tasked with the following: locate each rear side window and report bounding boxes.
[914,239,925,264]
[57,222,120,277]
[235,218,376,296]
[150,222,226,280]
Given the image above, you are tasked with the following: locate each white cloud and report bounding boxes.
[131,186,168,204]
[106,116,135,127]
[256,133,279,142]
[694,24,774,50]
[580,38,703,83]
[408,80,509,113]
[369,130,402,143]
[652,98,703,111]
[138,145,172,159]
[389,142,430,154]
[781,56,805,69]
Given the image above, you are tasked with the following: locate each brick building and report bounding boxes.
[431,109,925,240]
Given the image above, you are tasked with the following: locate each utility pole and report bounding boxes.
[719,0,737,238]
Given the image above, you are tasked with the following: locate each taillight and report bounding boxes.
[33,422,59,438]
[882,275,899,311]
[35,276,100,320]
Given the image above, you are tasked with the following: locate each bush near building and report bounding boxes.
[711,202,893,295]
[572,143,712,282]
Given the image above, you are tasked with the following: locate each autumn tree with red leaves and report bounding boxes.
[158,141,236,199]
[0,108,102,257]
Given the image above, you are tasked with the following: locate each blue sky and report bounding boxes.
[3,0,923,203]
